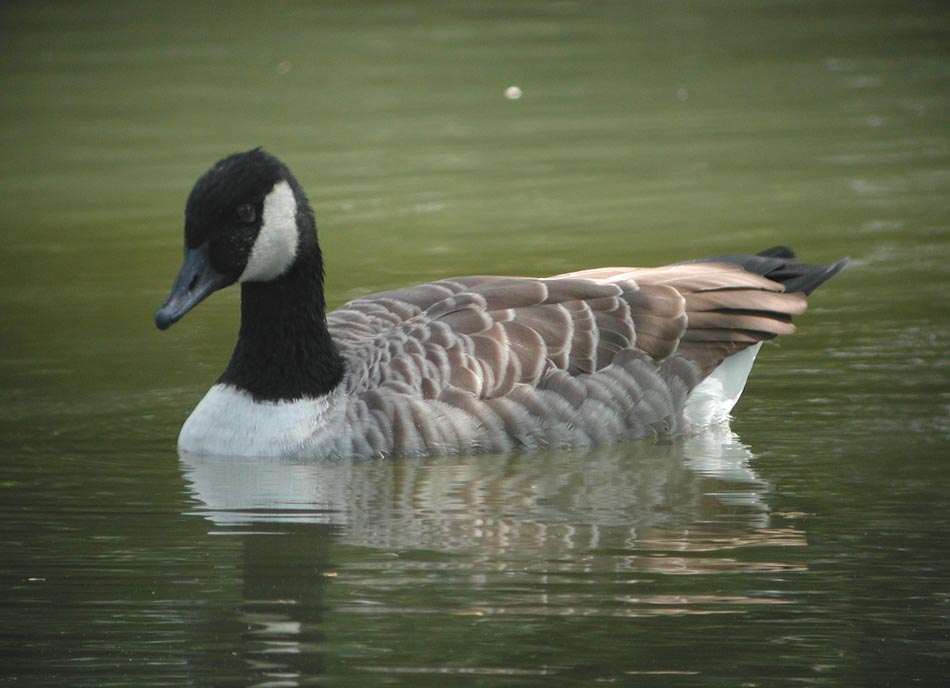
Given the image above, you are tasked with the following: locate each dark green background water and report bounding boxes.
[1,1,948,686]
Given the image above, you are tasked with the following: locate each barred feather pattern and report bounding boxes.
[318,264,805,458]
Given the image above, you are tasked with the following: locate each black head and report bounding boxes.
[156,148,312,330]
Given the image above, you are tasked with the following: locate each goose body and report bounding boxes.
[156,149,847,459]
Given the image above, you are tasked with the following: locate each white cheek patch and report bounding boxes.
[239,180,299,283]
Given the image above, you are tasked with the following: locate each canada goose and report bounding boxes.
[156,148,847,458]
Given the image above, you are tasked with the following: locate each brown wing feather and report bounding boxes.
[611,263,809,375]
[553,262,810,374]
[328,260,806,403]
[329,274,683,401]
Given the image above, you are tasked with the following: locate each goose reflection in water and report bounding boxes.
[177,429,806,684]
[180,427,805,569]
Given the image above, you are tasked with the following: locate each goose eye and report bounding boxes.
[236,203,256,223]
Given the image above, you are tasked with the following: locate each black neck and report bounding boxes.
[218,246,345,402]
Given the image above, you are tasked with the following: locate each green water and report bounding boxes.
[1,1,948,685]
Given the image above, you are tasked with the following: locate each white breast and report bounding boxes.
[178,383,345,458]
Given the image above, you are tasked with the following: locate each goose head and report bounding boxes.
[155,148,314,330]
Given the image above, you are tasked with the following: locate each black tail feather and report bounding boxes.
[756,245,797,259]
[683,247,849,295]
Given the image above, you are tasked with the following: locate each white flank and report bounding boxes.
[684,342,762,427]
[239,180,299,283]
[178,384,345,458]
